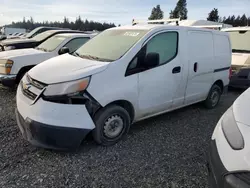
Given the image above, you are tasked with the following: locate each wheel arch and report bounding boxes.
[213,79,224,93]
[102,100,135,123]
[16,65,36,83]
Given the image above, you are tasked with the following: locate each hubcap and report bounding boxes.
[104,115,124,138]
[211,90,219,106]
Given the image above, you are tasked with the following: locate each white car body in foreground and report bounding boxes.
[208,88,250,187]
[0,33,96,88]
[16,24,232,150]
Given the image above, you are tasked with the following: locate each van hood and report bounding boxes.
[233,88,250,126]
[0,38,36,45]
[28,54,110,84]
[0,48,45,59]
[232,53,250,66]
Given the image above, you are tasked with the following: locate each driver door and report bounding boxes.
[127,31,183,118]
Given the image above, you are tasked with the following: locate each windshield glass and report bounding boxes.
[36,35,67,52]
[26,27,41,38]
[32,31,54,42]
[75,29,148,62]
[227,30,250,53]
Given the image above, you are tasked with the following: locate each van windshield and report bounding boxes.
[227,30,250,53]
[75,29,148,62]
[36,35,67,52]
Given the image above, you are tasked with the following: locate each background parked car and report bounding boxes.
[0,32,97,88]
[0,29,86,51]
[208,87,250,188]
[222,27,250,89]
[0,27,26,36]
[7,32,26,39]
[22,26,70,39]
[0,34,7,41]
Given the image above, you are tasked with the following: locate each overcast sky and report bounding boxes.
[0,0,250,26]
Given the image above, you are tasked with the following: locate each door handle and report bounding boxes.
[194,62,198,72]
[172,66,181,74]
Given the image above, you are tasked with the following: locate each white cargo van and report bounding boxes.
[15,20,232,149]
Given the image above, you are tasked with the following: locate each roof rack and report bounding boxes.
[191,25,223,28]
[190,24,225,31]
[132,18,180,26]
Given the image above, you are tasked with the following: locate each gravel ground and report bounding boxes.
[0,86,242,188]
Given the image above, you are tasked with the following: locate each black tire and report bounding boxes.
[204,84,222,109]
[92,105,131,146]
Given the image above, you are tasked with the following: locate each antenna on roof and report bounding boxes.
[132,18,180,26]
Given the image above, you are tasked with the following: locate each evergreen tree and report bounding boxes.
[234,15,241,27]
[221,14,250,27]
[6,16,116,31]
[148,5,164,20]
[207,8,219,22]
[240,14,248,26]
[230,15,235,25]
[170,0,188,20]
[169,9,178,19]
[63,16,70,29]
[222,16,226,23]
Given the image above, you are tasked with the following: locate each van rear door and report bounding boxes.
[185,30,214,105]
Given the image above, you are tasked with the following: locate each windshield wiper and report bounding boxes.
[78,54,112,62]
[232,49,250,53]
[35,47,48,52]
[73,51,80,57]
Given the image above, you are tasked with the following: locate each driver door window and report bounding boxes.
[126,32,178,76]
[146,32,178,65]
[63,37,90,53]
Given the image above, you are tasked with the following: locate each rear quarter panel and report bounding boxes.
[212,32,231,88]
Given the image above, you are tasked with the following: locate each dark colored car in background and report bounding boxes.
[0,30,85,51]
[23,26,69,39]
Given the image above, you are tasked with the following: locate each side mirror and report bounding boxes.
[58,47,70,55]
[144,52,160,69]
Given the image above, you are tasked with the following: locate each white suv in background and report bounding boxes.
[16,24,231,150]
[0,33,97,88]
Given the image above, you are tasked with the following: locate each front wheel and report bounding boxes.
[204,84,222,109]
[92,105,131,146]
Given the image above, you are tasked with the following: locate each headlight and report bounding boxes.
[221,107,244,150]
[0,59,13,74]
[4,46,15,51]
[43,77,90,97]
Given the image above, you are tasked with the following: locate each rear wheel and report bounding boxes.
[204,84,222,109]
[92,105,131,146]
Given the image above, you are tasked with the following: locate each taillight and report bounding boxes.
[229,67,232,79]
